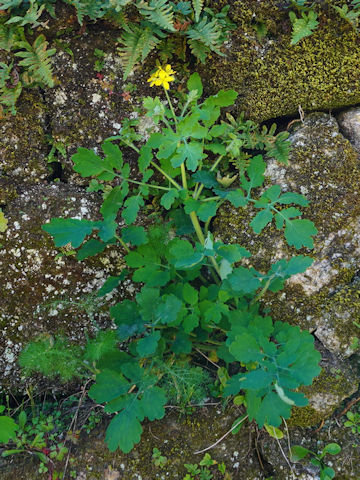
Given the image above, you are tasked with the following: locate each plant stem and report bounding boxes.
[149,161,182,190]
[115,235,130,253]
[164,89,177,124]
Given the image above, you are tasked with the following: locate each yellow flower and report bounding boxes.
[147,64,175,90]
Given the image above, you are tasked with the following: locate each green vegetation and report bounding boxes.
[18,69,321,455]
[290,442,341,480]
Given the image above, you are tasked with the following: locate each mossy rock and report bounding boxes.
[202,0,360,122]
[0,90,48,185]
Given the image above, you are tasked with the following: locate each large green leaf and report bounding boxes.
[0,411,18,443]
[105,405,143,452]
[42,218,94,248]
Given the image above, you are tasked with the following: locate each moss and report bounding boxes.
[202,1,360,122]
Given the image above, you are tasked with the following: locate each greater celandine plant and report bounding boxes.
[20,64,321,453]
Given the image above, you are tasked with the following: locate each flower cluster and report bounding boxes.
[147,64,175,90]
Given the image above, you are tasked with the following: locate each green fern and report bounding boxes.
[5,0,45,27]
[0,62,22,115]
[117,23,162,79]
[0,0,23,9]
[289,10,319,45]
[187,38,208,62]
[14,34,56,87]
[137,0,175,32]
[191,0,203,22]
[334,4,360,30]
[64,0,108,24]
[187,17,223,54]
[0,25,21,51]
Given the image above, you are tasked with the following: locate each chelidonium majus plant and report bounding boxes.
[21,64,321,453]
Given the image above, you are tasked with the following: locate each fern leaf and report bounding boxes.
[0,25,21,52]
[63,0,108,24]
[137,0,175,32]
[187,38,209,63]
[0,0,22,9]
[187,17,223,53]
[14,34,56,87]
[289,10,319,45]
[117,24,161,79]
[5,0,45,28]
[192,0,203,22]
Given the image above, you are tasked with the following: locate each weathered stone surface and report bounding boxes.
[200,1,360,122]
[0,184,127,392]
[337,107,360,152]
[0,91,48,187]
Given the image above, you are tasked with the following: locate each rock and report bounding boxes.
[200,1,360,122]
[337,107,360,152]
[0,184,127,392]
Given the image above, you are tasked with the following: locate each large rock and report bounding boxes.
[200,0,360,122]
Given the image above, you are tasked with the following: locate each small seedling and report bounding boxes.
[290,442,341,480]
[152,447,167,468]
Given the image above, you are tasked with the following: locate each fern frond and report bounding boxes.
[117,24,161,79]
[187,38,209,62]
[137,0,175,32]
[289,10,319,45]
[0,0,22,10]
[14,34,56,87]
[187,17,223,53]
[191,0,203,22]
[0,25,21,51]
[5,0,45,27]
[63,0,108,24]
[0,62,11,88]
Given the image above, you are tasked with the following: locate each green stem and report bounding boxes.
[194,155,224,200]
[116,235,130,253]
[180,163,188,191]
[164,88,177,124]
[250,275,274,305]
[149,161,182,190]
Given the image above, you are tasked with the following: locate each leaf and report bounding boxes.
[155,294,183,324]
[84,330,117,363]
[42,218,94,248]
[290,10,319,45]
[14,34,55,87]
[141,386,167,420]
[122,226,148,245]
[160,189,180,210]
[206,89,238,107]
[101,185,127,219]
[229,333,263,363]
[192,0,204,22]
[241,369,274,390]
[264,424,284,439]
[122,196,144,225]
[322,443,341,456]
[137,331,161,357]
[284,219,317,250]
[88,369,130,404]
[241,155,266,194]
[137,0,175,32]
[183,283,198,305]
[225,267,261,294]
[290,445,309,462]
[187,72,203,98]
[172,331,192,353]
[111,300,145,340]
[192,170,218,188]
[118,25,161,79]
[169,238,204,269]
[226,189,248,208]
[171,141,204,171]
[76,239,106,260]
[250,209,273,234]
[0,414,18,443]
[216,244,251,263]
[105,407,143,453]
[72,148,108,177]
[278,192,309,207]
